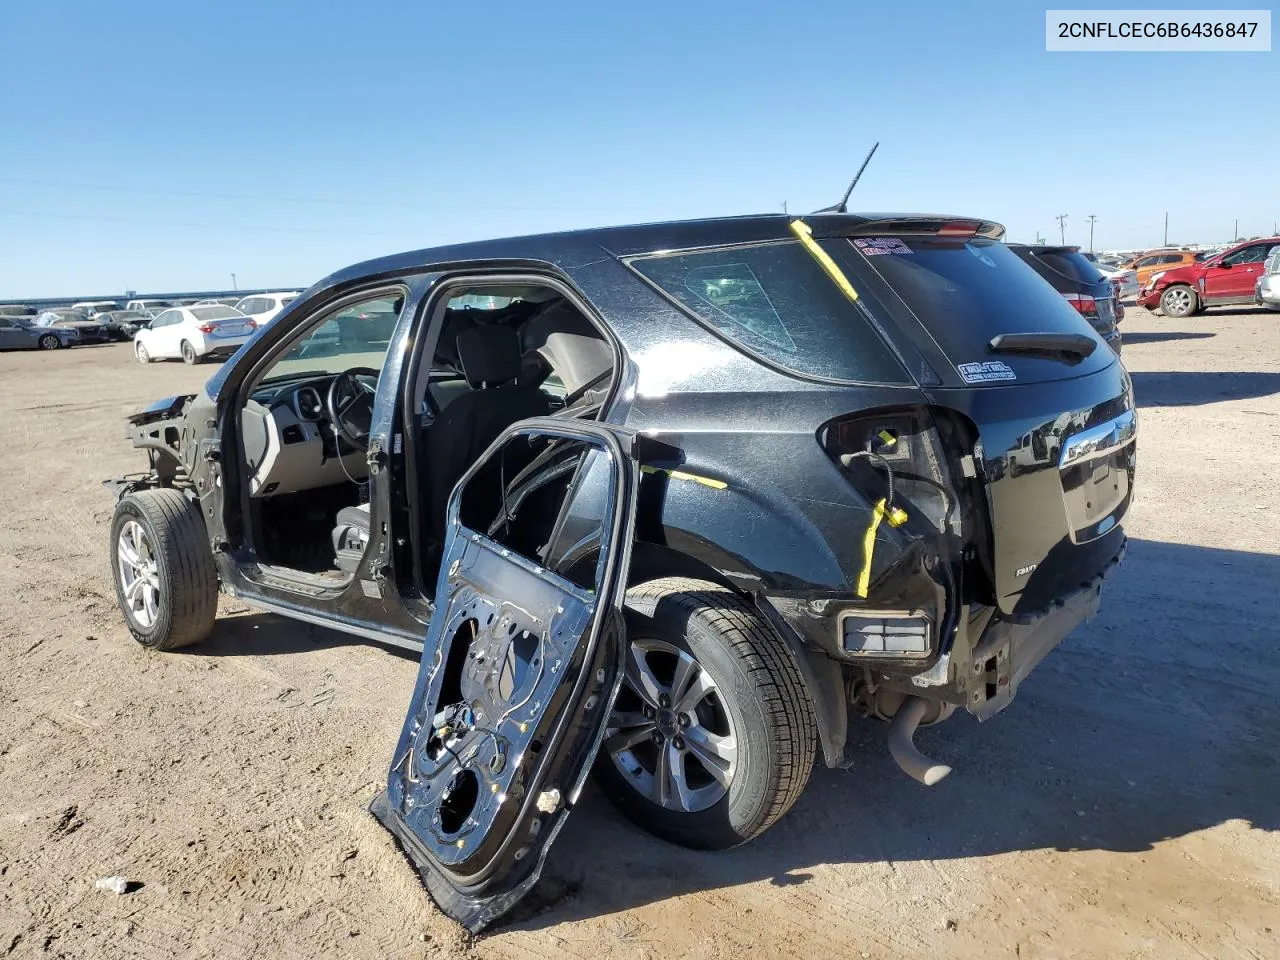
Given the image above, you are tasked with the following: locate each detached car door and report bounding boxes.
[372,417,639,932]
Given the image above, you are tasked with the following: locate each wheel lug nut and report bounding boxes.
[678,713,690,727]
[658,694,670,708]
[651,730,664,744]
[643,705,655,719]
[673,736,685,750]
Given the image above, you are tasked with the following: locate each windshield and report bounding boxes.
[191,306,245,321]
[840,236,1114,384]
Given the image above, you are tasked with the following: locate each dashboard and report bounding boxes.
[242,375,370,498]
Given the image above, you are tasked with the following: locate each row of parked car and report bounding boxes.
[0,292,299,358]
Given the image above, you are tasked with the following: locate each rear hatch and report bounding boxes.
[825,225,1134,614]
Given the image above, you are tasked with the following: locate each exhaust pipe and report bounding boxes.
[887,696,952,786]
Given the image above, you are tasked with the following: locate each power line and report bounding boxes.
[1055,213,1068,245]
[0,176,673,214]
[1086,214,1097,253]
[0,208,419,238]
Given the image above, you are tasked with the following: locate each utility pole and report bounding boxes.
[1034,230,1046,244]
[231,272,237,291]
[781,201,788,215]
[1163,212,1169,246]
[1233,218,1238,241]
[1055,213,1068,245]
[1086,214,1098,253]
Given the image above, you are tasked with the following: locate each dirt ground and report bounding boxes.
[1,306,1278,960]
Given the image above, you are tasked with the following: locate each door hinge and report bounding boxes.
[366,442,387,474]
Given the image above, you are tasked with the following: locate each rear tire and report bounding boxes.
[593,577,816,850]
[38,334,61,350]
[109,489,218,651]
[1160,285,1197,318]
[181,341,200,365]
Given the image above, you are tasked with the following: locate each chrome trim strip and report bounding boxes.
[1058,408,1137,469]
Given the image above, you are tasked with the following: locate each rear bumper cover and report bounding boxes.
[947,538,1124,720]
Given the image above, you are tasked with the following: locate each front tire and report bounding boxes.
[38,334,61,350]
[180,340,200,365]
[594,578,816,850]
[1161,285,1198,318]
[135,341,151,363]
[109,489,218,651]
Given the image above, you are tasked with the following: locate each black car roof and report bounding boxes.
[322,212,1005,287]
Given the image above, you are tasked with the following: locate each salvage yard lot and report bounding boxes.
[1,307,1278,960]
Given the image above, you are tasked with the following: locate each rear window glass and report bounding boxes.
[841,237,1111,381]
[629,241,908,384]
[1026,250,1105,286]
[191,306,243,321]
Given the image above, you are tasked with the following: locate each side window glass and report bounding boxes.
[1222,245,1264,267]
[1138,256,1158,268]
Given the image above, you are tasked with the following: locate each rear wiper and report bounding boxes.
[987,332,1096,364]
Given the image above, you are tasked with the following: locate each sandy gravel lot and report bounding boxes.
[1,306,1278,960]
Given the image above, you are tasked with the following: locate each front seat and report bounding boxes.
[421,324,550,553]
[332,502,370,573]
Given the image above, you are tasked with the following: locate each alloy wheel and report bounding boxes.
[1164,287,1193,316]
[117,520,161,629]
[39,335,59,350]
[606,637,738,812]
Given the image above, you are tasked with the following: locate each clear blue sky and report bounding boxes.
[1,0,1275,297]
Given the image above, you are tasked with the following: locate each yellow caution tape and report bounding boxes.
[789,219,859,302]
[640,464,727,490]
[856,498,908,598]
[877,429,897,447]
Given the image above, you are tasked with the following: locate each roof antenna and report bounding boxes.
[812,142,879,215]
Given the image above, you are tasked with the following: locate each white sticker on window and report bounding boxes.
[854,238,913,256]
[957,360,1017,384]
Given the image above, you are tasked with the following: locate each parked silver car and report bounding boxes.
[1255,249,1280,310]
[0,315,80,350]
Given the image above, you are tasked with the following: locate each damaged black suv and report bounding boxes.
[107,213,1136,930]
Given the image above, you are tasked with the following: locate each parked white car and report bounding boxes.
[72,299,121,314]
[125,299,174,313]
[233,291,299,326]
[133,305,257,365]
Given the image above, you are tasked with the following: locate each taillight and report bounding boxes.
[1062,292,1098,316]
[245,318,257,329]
[197,323,215,333]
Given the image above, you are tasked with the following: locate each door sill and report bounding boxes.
[240,594,425,652]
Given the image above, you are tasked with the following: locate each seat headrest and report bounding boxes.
[457,324,522,388]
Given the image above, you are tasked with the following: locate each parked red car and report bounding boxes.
[1139,236,1280,318]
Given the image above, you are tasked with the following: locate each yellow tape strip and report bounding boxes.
[640,464,728,490]
[789,219,859,302]
[856,498,908,598]
[856,499,888,598]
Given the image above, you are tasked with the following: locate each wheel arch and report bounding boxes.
[623,540,848,770]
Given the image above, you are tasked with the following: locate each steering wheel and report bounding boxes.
[326,367,379,445]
